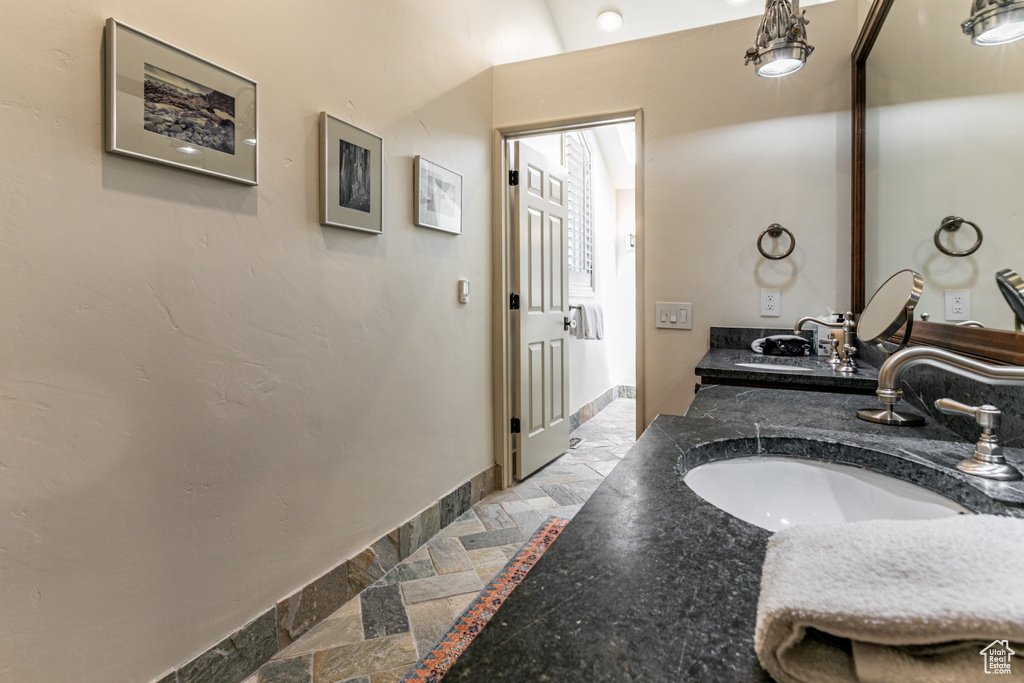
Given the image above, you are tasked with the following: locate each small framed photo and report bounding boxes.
[320,112,383,234]
[104,18,258,185]
[414,157,463,235]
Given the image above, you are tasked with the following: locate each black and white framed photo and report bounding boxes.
[320,112,383,234]
[414,156,463,235]
[104,18,258,185]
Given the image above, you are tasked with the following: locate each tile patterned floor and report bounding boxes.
[249,398,636,683]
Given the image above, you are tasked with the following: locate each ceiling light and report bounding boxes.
[963,0,1024,45]
[597,10,623,33]
[176,145,202,155]
[726,0,751,5]
[744,0,814,78]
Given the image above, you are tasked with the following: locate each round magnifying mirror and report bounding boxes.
[996,268,1024,330]
[857,269,924,346]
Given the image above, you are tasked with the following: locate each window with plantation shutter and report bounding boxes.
[564,132,594,295]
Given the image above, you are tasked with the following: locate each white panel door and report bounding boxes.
[514,142,570,479]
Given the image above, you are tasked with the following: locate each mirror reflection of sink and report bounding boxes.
[684,456,968,531]
[734,362,814,373]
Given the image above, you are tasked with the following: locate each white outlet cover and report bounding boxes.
[760,288,781,317]
[944,289,970,321]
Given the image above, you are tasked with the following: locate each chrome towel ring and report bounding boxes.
[757,223,795,260]
[934,216,983,257]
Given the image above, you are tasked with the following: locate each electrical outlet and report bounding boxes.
[760,288,781,317]
[945,289,971,321]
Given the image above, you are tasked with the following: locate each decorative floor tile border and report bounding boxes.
[151,464,499,683]
[401,517,570,682]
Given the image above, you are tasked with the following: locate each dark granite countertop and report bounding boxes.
[696,347,880,390]
[445,385,1024,682]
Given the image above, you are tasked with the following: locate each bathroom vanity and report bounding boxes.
[444,384,1024,682]
[695,327,879,393]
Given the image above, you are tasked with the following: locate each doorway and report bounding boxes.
[491,111,644,489]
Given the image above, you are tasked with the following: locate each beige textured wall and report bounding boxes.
[494,0,859,425]
[0,2,560,682]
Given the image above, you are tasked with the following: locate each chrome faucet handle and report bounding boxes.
[934,398,1021,481]
[836,312,859,373]
[826,336,841,366]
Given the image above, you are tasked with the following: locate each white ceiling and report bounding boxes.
[544,0,838,53]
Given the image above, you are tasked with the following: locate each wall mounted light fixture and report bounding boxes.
[744,0,814,77]
[963,0,1024,45]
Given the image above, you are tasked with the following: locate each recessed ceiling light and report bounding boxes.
[176,145,202,155]
[726,0,750,6]
[597,10,623,32]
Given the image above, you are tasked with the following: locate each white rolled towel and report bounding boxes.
[755,515,1024,683]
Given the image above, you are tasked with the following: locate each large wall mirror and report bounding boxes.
[853,0,1024,364]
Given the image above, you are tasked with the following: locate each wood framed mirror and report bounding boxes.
[852,0,1024,365]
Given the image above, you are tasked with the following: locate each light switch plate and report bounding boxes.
[656,302,692,330]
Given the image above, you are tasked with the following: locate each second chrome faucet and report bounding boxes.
[794,312,858,373]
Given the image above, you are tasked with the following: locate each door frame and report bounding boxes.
[491,109,645,490]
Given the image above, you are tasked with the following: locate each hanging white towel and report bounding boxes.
[573,303,604,340]
[572,307,586,340]
[755,515,1024,683]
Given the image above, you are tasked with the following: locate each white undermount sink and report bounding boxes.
[734,362,814,373]
[684,456,968,531]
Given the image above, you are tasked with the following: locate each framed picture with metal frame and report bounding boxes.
[104,18,258,185]
[414,156,463,235]
[320,112,383,234]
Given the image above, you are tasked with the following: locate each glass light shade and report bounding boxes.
[597,11,623,32]
[964,1,1024,45]
[757,56,805,77]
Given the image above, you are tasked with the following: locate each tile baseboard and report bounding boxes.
[569,385,635,431]
[151,464,499,683]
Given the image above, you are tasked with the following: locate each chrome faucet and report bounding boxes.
[794,312,857,373]
[857,346,1024,480]
[934,399,1020,481]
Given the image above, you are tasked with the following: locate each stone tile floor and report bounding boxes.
[247,398,636,683]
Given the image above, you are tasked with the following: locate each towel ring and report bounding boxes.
[934,216,982,257]
[757,224,795,260]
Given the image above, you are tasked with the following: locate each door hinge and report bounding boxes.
[510,293,520,310]
[510,417,521,434]
[509,170,519,186]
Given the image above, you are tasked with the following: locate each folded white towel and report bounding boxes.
[755,515,1024,683]
[573,303,604,340]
